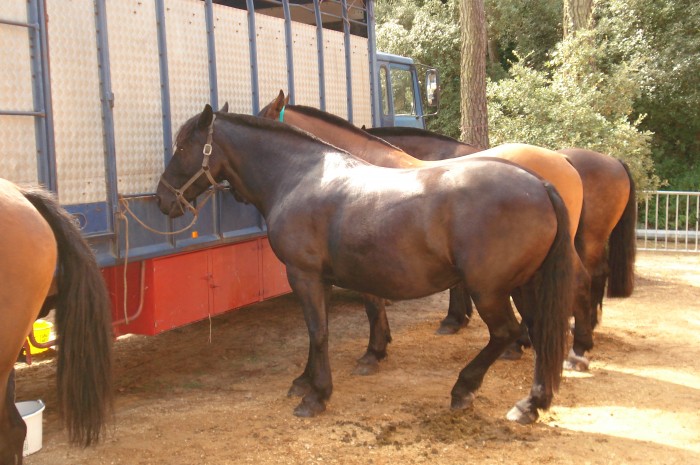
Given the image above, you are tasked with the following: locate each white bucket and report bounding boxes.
[16,400,45,456]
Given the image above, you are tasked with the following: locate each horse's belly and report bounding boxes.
[329,258,459,301]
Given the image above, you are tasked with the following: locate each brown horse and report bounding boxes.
[0,179,113,465]
[258,91,594,369]
[367,126,636,331]
[156,106,575,424]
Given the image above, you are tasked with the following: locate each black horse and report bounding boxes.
[156,105,575,424]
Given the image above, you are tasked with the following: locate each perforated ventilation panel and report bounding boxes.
[322,30,348,119]
[255,13,288,111]
[46,0,106,205]
[291,22,320,108]
[107,0,166,195]
[165,0,211,137]
[213,3,253,114]
[349,35,371,128]
[0,1,38,184]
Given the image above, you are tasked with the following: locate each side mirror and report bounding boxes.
[425,68,439,109]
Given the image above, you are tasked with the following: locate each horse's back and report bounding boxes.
[480,144,583,240]
[558,148,631,244]
[279,159,560,299]
[0,179,56,375]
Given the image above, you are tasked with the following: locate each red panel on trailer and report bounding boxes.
[210,239,262,315]
[108,237,293,337]
[151,251,210,332]
[261,238,292,298]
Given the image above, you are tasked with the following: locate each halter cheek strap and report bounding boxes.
[159,114,224,215]
[279,105,285,122]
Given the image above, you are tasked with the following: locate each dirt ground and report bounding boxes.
[15,250,700,465]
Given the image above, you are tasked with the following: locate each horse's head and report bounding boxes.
[156,104,227,218]
[258,89,289,120]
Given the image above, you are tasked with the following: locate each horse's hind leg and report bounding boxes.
[450,293,520,409]
[0,370,27,465]
[355,294,392,376]
[566,259,594,371]
[437,284,473,335]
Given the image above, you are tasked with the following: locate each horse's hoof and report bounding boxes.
[353,362,379,376]
[564,349,590,371]
[436,323,461,335]
[506,405,538,425]
[500,347,524,361]
[288,381,311,398]
[450,392,475,410]
[293,399,326,418]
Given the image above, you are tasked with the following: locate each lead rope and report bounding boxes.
[116,114,223,324]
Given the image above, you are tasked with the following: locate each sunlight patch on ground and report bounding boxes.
[597,362,700,391]
[546,406,700,453]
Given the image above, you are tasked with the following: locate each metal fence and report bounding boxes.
[637,191,700,252]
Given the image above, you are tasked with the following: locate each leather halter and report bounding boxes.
[159,114,225,215]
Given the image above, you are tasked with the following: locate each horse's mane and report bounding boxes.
[368,126,474,146]
[291,105,403,151]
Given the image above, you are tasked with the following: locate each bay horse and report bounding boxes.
[367,126,636,330]
[156,105,575,424]
[0,179,113,465]
[258,91,594,369]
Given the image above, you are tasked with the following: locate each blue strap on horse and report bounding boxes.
[279,105,285,122]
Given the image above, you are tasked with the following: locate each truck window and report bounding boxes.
[391,69,415,116]
[379,67,390,115]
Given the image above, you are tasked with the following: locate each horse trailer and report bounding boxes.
[0,0,438,335]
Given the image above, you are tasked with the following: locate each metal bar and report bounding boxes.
[341,0,353,122]
[282,0,295,103]
[246,0,260,114]
[0,110,45,117]
[204,0,218,110]
[313,0,326,110]
[366,0,380,127]
[204,0,221,238]
[0,17,38,29]
[35,0,57,192]
[94,0,119,237]
[154,0,176,245]
[155,0,174,164]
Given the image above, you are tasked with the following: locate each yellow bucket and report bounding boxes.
[28,320,54,355]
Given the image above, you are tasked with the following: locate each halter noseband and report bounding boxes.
[159,114,225,215]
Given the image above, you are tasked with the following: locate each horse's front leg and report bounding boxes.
[355,294,392,375]
[437,283,473,334]
[286,271,333,417]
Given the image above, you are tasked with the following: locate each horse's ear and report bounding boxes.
[284,94,290,106]
[274,90,287,112]
[361,124,366,130]
[220,102,229,113]
[198,104,214,129]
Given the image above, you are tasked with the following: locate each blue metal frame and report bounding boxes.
[312,0,326,111]
[246,0,260,114]
[282,0,295,104]
[204,0,219,110]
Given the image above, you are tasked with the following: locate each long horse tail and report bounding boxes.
[532,183,574,402]
[21,187,113,446]
[606,160,637,297]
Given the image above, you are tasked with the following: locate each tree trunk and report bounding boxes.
[564,0,595,37]
[459,0,489,149]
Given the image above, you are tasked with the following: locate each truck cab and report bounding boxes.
[376,52,439,129]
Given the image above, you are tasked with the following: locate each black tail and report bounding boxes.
[531,183,575,401]
[607,160,636,297]
[21,187,113,446]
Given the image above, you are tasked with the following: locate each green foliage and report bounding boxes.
[488,31,658,191]
[484,0,562,70]
[375,0,698,191]
[594,0,700,190]
[376,0,462,138]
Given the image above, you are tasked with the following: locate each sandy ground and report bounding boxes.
[15,250,700,465]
